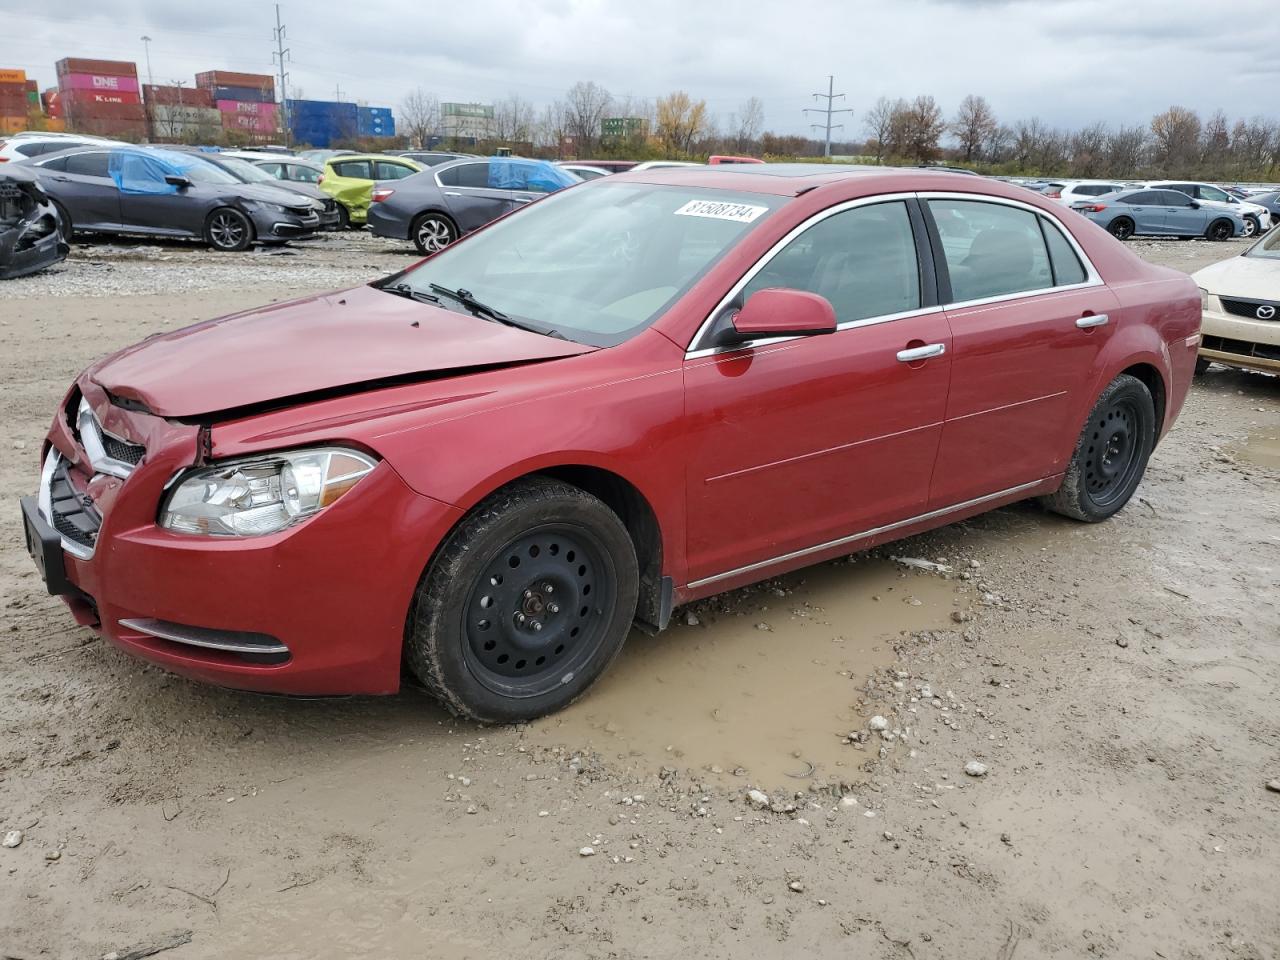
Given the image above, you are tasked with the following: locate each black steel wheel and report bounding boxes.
[412,212,457,255]
[1205,218,1233,242]
[1108,217,1135,241]
[1040,374,1155,522]
[406,477,639,722]
[205,207,253,251]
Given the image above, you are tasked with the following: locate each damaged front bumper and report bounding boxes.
[0,173,68,280]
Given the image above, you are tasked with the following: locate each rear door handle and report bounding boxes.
[896,343,946,362]
[444,191,461,197]
[1076,314,1109,329]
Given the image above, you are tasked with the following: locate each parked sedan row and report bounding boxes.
[1071,188,1247,241]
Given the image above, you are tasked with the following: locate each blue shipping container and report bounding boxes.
[213,85,274,103]
[357,105,396,138]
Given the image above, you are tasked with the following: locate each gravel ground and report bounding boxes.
[1,232,1278,960]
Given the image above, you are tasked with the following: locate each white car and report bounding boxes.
[1056,180,1139,206]
[1143,181,1272,238]
[0,132,122,164]
[1193,228,1280,376]
[628,160,702,171]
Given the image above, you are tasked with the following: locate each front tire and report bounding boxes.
[52,200,73,241]
[1205,218,1233,242]
[411,212,458,255]
[1241,215,1258,239]
[1040,374,1156,523]
[405,477,639,723]
[204,207,253,252]
[335,203,351,230]
[1108,217,1135,241]
[1194,357,1211,376]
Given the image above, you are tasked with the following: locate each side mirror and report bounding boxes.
[721,288,838,345]
[164,175,192,189]
[1188,200,1200,209]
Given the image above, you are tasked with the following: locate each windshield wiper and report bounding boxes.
[381,282,441,305]
[428,284,512,324]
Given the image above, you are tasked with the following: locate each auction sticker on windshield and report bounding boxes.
[674,199,768,223]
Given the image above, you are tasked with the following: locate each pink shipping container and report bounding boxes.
[216,99,277,118]
[60,73,140,94]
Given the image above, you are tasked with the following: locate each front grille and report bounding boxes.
[1221,297,1280,321]
[48,459,101,549]
[1202,334,1280,362]
[101,433,145,465]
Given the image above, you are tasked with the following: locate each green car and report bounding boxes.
[320,154,422,228]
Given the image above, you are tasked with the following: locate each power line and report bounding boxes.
[272,4,292,145]
[803,75,853,158]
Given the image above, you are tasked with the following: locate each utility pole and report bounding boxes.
[140,35,154,89]
[334,84,344,102]
[272,4,292,145]
[803,75,852,158]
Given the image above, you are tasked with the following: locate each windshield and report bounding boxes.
[1245,228,1280,260]
[183,161,240,185]
[213,155,276,183]
[394,183,783,346]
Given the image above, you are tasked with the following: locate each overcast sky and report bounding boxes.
[6,0,1278,138]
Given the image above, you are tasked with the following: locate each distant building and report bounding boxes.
[441,102,494,141]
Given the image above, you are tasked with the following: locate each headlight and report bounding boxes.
[160,447,376,537]
[246,199,288,214]
[1199,287,1209,311]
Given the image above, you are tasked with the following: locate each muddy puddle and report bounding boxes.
[1231,428,1280,470]
[531,557,965,786]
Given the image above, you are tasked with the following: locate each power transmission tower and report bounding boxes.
[803,75,852,158]
[272,4,292,144]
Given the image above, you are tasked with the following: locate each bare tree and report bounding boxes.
[493,93,537,145]
[731,96,765,152]
[901,95,946,163]
[1069,121,1109,177]
[951,94,997,163]
[1150,106,1202,173]
[536,100,570,155]
[1105,124,1148,177]
[564,81,612,156]
[863,96,897,163]
[399,87,440,149]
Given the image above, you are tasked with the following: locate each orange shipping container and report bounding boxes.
[0,117,28,134]
[0,69,27,83]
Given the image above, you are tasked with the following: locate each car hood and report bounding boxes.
[1194,255,1280,299]
[224,181,315,208]
[253,180,327,203]
[89,283,597,419]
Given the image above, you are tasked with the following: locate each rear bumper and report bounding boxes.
[365,203,409,240]
[27,387,464,695]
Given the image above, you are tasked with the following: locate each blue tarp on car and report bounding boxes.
[487,158,577,193]
[108,149,209,196]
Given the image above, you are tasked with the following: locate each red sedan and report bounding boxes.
[21,166,1201,721]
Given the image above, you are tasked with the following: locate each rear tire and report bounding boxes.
[204,207,253,252]
[1205,218,1233,242]
[1108,217,1135,241]
[411,212,458,255]
[335,203,351,230]
[1040,374,1155,523]
[405,477,639,723]
[1194,357,1211,376]
[1241,215,1259,239]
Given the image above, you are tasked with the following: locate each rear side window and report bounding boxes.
[374,160,415,180]
[929,199,1052,302]
[38,155,68,172]
[1077,184,1114,197]
[742,200,922,323]
[256,162,283,178]
[1122,191,1158,205]
[65,152,111,178]
[331,160,371,179]
[288,164,320,183]
[437,162,492,189]
[1040,218,1087,286]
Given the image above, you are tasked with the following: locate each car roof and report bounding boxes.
[327,153,421,164]
[611,164,1001,198]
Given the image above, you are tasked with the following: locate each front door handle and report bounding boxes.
[896,343,946,362]
[514,194,534,203]
[1076,313,1109,329]
[444,191,461,197]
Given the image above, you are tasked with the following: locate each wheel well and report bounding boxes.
[206,205,255,241]
[535,465,666,631]
[1120,363,1166,439]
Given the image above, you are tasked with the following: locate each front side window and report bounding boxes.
[741,201,921,323]
[1157,190,1192,207]
[929,199,1053,302]
[1197,185,1231,203]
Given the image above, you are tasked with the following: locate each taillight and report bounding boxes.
[316,174,325,184]
[1044,189,1061,198]
[1085,204,1107,212]
[371,188,393,203]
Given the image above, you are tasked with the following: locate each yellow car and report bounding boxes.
[319,154,422,228]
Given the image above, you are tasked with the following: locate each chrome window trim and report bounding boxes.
[918,191,1105,309]
[685,192,923,357]
[686,478,1044,590]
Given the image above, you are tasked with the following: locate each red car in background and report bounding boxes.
[22,166,1201,722]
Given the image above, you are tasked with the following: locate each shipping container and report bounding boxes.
[25,79,38,92]
[60,89,142,109]
[149,104,223,139]
[217,99,277,118]
[56,58,137,78]
[42,89,62,118]
[357,106,395,138]
[219,101,278,134]
[195,70,274,94]
[60,73,141,94]
[67,117,146,138]
[62,92,146,120]
[143,84,215,109]
[210,84,274,104]
[1,117,29,134]
[0,69,27,84]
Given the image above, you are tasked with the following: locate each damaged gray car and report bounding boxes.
[0,165,67,280]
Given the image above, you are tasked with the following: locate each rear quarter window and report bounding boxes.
[331,160,371,179]
[1040,218,1088,286]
